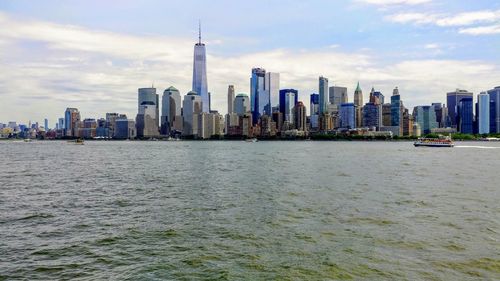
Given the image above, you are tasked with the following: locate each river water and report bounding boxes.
[0,141,499,280]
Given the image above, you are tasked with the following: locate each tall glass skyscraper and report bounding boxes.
[340,103,356,129]
[413,106,438,135]
[192,24,209,112]
[458,97,473,134]
[391,87,402,134]
[250,68,268,124]
[447,89,473,128]
[478,92,490,134]
[318,76,328,115]
[279,89,298,124]
[362,102,381,129]
[266,72,280,109]
[161,86,181,135]
[487,86,500,133]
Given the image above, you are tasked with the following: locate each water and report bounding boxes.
[0,140,499,280]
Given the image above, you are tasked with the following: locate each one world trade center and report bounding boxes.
[192,23,209,112]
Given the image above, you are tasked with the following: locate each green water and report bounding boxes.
[0,141,499,280]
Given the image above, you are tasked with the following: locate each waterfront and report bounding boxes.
[0,141,499,280]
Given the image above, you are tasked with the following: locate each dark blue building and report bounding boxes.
[362,102,381,129]
[458,97,473,134]
[279,89,298,119]
[488,86,500,133]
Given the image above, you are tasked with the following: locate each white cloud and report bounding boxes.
[385,12,438,24]
[459,24,500,35]
[424,43,439,49]
[0,12,499,124]
[385,9,500,35]
[435,10,500,27]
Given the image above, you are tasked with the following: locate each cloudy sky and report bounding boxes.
[1,0,499,125]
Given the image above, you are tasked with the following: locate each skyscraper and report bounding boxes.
[294,101,307,131]
[318,76,328,115]
[362,103,382,129]
[279,89,298,124]
[487,86,500,133]
[250,68,268,124]
[234,94,250,115]
[183,91,202,136]
[329,86,348,109]
[478,92,490,134]
[458,97,473,134]
[354,82,363,128]
[413,106,438,135]
[339,103,356,129]
[310,93,319,116]
[390,87,402,135]
[447,89,473,128]
[227,85,235,114]
[44,119,48,130]
[161,86,182,135]
[192,23,209,112]
[64,108,80,137]
[136,87,159,138]
[266,72,280,109]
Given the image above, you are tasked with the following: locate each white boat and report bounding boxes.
[414,136,454,147]
[245,138,258,143]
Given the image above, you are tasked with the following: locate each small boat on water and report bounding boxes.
[414,136,454,147]
[23,139,32,142]
[68,139,84,145]
[245,138,258,143]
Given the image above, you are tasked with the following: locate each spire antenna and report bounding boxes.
[198,20,201,44]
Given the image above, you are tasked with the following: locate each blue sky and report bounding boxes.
[0,0,499,124]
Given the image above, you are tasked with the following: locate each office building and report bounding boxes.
[354,82,363,128]
[64,108,80,137]
[478,92,490,134]
[234,93,251,115]
[487,86,500,133]
[136,87,159,138]
[192,24,209,112]
[161,86,182,135]
[390,87,402,135]
[329,86,348,112]
[266,72,280,109]
[340,103,356,129]
[447,89,473,128]
[362,102,382,129]
[250,68,268,123]
[183,91,202,136]
[294,101,307,132]
[458,97,473,134]
[279,89,298,125]
[319,76,328,115]
[227,85,235,114]
[413,106,438,135]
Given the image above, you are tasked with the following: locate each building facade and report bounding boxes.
[161,86,182,135]
[318,76,328,115]
[192,26,209,112]
[447,89,473,129]
[478,92,490,134]
[413,106,438,135]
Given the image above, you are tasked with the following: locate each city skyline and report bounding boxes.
[1,0,500,123]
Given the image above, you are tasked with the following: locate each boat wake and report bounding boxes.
[455,145,500,149]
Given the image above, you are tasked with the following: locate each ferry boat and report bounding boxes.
[414,136,454,147]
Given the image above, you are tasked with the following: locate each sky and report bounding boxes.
[0,0,499,125]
